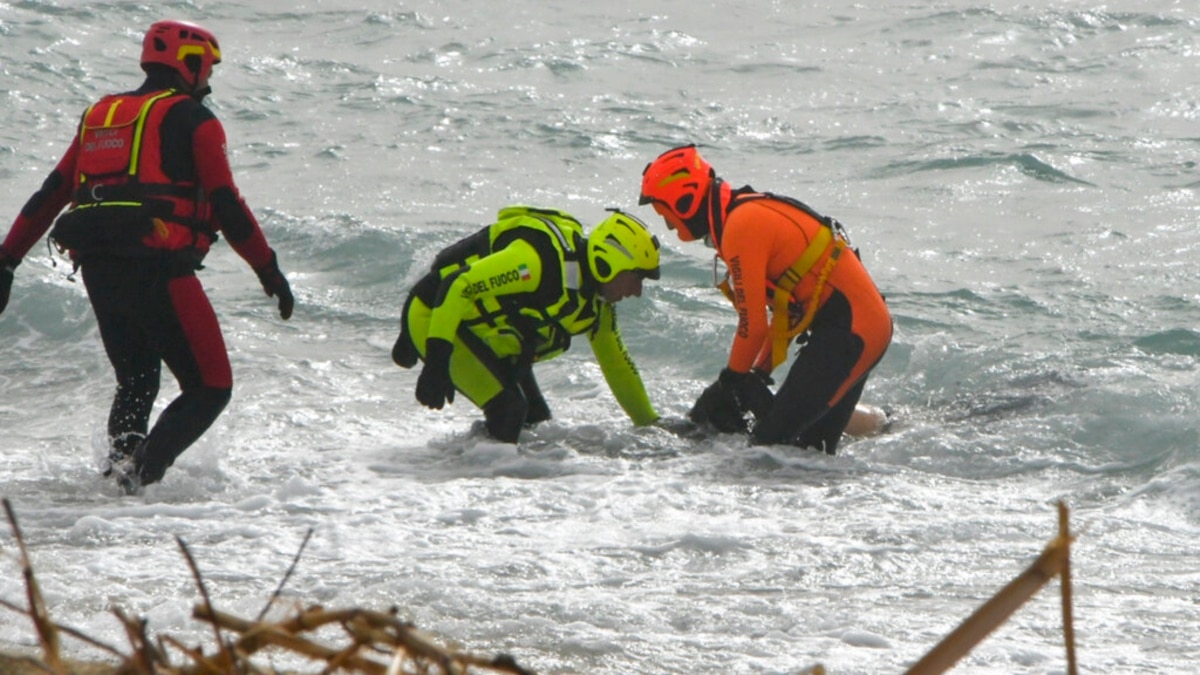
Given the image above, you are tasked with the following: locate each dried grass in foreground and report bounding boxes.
[1,497,1081,675]
[0,498,533,675]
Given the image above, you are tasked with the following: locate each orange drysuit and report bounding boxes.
[716,188,892,452]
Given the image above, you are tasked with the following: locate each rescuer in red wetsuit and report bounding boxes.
[639,145,892,454]
[0,20,294,493]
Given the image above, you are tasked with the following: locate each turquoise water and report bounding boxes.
[2,1,1199,673]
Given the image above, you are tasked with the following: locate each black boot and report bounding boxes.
[112,434,148,495]
[117,439,167,496]
[482,388,528,443]
[392,294,420,368]
[116,467,143,496]
[392,328,419,368]
[103,431,145,478]
[517,368,551,425]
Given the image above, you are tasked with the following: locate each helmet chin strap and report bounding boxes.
[682,213,708,241]
[703,177,726,248]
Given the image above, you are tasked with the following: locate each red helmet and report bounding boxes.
[638,144,714,241]
[141,20,222,89]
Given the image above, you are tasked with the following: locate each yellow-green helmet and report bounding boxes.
[587,209,661,283]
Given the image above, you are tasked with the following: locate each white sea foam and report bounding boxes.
[1,1,1198,673]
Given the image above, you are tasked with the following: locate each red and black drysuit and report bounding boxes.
[0,71,292,489]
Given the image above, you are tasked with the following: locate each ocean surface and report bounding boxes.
[2,1,1199,673]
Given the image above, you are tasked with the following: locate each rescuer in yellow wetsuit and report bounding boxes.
[392,206,661,442]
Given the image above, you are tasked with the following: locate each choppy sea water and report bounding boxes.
[2,1,1199,673]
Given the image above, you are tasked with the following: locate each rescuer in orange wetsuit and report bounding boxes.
[639,145,892,454]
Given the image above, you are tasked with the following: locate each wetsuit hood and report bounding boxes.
[699,180,735,249]
[141,64,210,100]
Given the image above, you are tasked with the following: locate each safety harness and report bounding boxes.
[424,206,595,364]
[768,224,846,368]
[716,192,851,369]
[50,89,211,253]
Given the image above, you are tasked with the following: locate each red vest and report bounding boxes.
[65,89,209,251]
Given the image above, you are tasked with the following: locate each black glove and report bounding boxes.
[719,367,775,422]
[654,415,707,440]
[688,378,748,433]
[416,337,455,409]
[0,252,16,316]
[254,249,294,320]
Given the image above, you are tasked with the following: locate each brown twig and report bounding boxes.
[0,597,125,658]
[905,502,1079,675]
[175,536,236,673]
[195,606,388,672]
[2,498,64,673]
[1058,500,1078,675]
[192,603,537,674]
[112,606,166,674]
[255,528,313,623]
[2,512,537,675]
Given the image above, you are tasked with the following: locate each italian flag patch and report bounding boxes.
[518,263,531,281]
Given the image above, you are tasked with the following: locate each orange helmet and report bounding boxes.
[639,144,714,241]
[141,20,222,90]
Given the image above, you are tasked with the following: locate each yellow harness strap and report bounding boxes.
[713,225,846,369]
[769,227,845,369]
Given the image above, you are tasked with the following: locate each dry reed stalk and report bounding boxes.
[3,498,64,674]
[1,500,535,675]
[1,498,1081,675]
